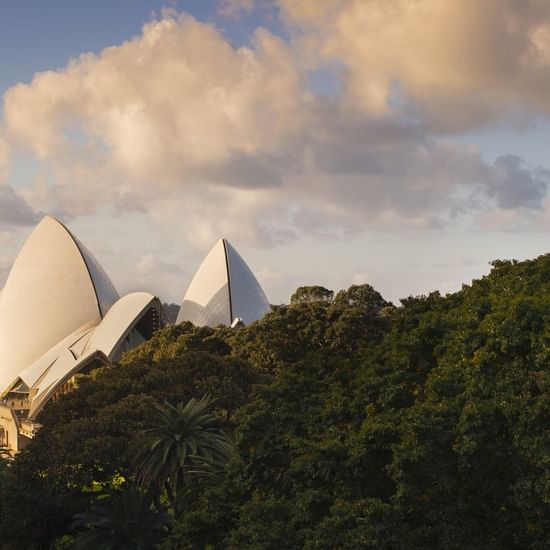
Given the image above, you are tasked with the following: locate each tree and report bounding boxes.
[333,283,389,314]
[128,396,233,515]
[291,286,334,304]
[4,259,550,549]
[0,456,11,492]
[0,352,257,549]
[71,484,172,550]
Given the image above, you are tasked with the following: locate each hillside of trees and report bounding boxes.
[1,255,550,549]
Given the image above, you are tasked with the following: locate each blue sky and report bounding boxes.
[0,1,283,91]
[1,0,550,305]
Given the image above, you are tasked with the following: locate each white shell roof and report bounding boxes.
[176,238,270,327]
[72,236,120,317]
[0,216,119,393]
[25,292,159,419]
[83,292,159,359]
[224,240,271,325]
[177,240,231,326]
[27,349,110,419]
[18,322,96,389]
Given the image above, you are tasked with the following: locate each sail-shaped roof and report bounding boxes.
[224,240,271,325]
[72,235,120,317]
[0,216,119,392]
[0,216,167,454]
[176,238,270,327]
[23,292,162,419]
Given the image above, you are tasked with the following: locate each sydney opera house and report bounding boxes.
[177,238,270,328]
[0,216,270,455]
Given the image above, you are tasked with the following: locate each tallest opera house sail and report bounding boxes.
[0,216,165,454]
[0,216,119,392]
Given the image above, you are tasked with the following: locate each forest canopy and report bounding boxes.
[1,256,550,549]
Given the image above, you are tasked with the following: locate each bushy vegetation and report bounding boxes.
[1,256,550,548]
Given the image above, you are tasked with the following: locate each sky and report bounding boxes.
[2,0,550,306]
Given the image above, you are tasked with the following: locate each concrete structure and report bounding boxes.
[177,238,270,327]
[0,216,164,454]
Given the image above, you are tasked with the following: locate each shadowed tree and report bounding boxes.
[71,484,172,550]
[128,396,233,515]
[0,456,11,493]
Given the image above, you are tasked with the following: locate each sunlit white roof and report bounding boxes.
[83,292,159,359]
[0,216,119,392]
[24,292,161,419]
[18,322,96,389]
[177,238,270,327]
[0,215,164,422]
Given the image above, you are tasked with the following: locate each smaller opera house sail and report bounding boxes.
[177,238,270,327]
[0,216,164,454]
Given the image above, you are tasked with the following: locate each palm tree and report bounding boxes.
[128,395,233,514]
[0,456,11,491]
[71,484,172,550]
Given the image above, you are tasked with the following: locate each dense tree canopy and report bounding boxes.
[1,258,550,548]
[71,485,172,550]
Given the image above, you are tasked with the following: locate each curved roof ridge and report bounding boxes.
[176,237,270,327]
[223,239,270,325]
[176,238,232,326]
[43,216,119,318]
[221,238,234,322]
[42,216,103,320]
[0,216,113,393]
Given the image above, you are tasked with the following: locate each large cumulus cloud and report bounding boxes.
[279,0,550,130]
[0,7,548,248]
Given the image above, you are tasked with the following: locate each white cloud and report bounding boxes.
[218,0,254,18]
[129,253,186,300]
[279,0,550,129]
[0,135,9,182]
[0,184,41,227]
[1,6,550,253]
[1,13,308,244]
[3,14,303,176]
[487,154,549,209]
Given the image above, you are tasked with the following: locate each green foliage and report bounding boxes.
[290,285,334,304]
[333,283,389,313]
[121,323,232,365]
[71,484,172,549]
[129,396,233,514]
[0,352,259,548]
[0,455,11,491]
[2,257,550,548]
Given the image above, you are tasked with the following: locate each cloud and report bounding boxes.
[0,136,9,181]
[1,8,549,250]
[0,184,42,227]
[128,253,187,300]
[3,15,303,178]
[351,271,370,285]
[487,154,549,209]
[278,0,550,130]
[1,13,308,244]
[218,0,254,19]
